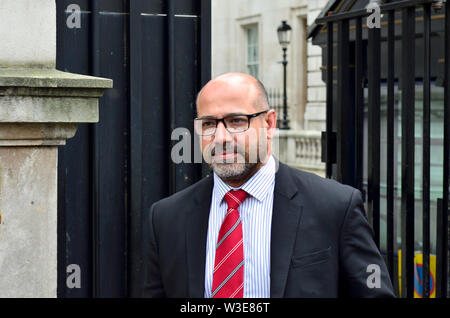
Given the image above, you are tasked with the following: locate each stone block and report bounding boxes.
[0,147,57,297]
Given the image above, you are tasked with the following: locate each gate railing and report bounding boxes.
[315,0,449,298]
[267,87,291,128]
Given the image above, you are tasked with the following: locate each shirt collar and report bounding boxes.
[213,155,276,203]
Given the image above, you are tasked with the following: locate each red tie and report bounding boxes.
[212,189,248,298]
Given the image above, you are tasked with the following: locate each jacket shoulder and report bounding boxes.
[284,164,355,193]
[150,175,213,212]
[279,163,360,211]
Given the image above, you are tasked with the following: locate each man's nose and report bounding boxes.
[214,121,232,144]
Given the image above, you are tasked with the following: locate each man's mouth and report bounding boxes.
[212,151,236,159]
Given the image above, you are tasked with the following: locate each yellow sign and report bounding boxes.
[398,250,436,298]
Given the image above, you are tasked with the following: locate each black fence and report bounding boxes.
[56,0,210,297]
[314,0,449,298]
[267,87,290,128]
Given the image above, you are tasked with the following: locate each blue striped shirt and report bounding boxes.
[204,155,276,298]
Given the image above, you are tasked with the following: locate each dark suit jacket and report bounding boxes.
[143,161,395,298]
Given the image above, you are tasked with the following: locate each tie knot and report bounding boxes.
[224,190,248,210]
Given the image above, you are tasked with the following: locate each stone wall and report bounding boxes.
[0,0,56,68]
[0,0,112,297]
[304,0,328,131]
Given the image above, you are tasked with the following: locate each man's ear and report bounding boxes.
[266,109,277,140]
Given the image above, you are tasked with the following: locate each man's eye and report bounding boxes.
[230,118,246,124]
[202,121,215,127]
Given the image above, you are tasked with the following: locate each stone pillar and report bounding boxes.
[0,0,112,297]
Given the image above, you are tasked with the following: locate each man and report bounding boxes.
[143,72,395,298]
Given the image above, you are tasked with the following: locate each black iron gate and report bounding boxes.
[56,0,210,297]
[313,0,449,298]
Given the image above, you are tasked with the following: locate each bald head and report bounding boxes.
[196,72,270,116]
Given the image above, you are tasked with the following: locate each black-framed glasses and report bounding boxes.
[194,110,269,136]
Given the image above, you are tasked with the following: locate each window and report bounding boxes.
[246,25,259,78]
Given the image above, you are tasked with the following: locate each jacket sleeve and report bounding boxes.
[142,202,166,298]
[339,189,396,297]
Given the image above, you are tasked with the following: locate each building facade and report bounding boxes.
[212,0,328,131]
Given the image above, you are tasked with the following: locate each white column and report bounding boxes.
[0,0,112,297]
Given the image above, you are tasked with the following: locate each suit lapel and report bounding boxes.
[186,175,213,298]
[270,162,303,298]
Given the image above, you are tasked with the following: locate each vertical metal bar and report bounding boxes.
[326,22,334,179]
[129,0,143,298]
[200,0,212,177]
[441,0,450,299]
[355,17,364,194]
[387,9,395,283]
[436,198,444,297]
[422,2,431,299]
[90,0,100,298]
[400,6,415,298]
[168,0,176,194]
[200,0,211,88]
[337,19,350,185]
[367,24,381,248]
[282,48,289,129]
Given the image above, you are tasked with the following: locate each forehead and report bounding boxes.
[196,80,258,117]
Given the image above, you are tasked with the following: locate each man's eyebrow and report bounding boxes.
[197,113,248,119]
